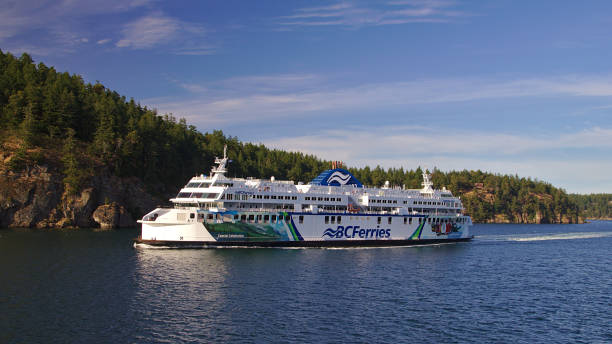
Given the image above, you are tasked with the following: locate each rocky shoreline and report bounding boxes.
[0,163,166,229]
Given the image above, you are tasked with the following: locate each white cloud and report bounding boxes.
[116,14,182,49]
[147,74,612,126]
[0,0,152,55]
[0,0,210,56]
[115,13,211,53]
[260,126,612,193]
[279,0,470,28]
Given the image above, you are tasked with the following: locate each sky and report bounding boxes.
[2,0,612,193]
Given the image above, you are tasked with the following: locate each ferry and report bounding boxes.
[135,147,472,248]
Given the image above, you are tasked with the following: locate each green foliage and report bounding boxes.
[62,128,85,194]
[7,145,28,171]
[569,194,612,219]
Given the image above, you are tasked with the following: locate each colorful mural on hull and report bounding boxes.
[205,211,293,242]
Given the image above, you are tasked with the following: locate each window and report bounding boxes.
[409,218,412,224]
[325,216,329,224]
[285,215,291,222]
[264,215,269,223]
[205,193,219,199]
[404,217,407,224]
[190,213,195,219]
[388,217,392,224]
[331,216,335,224]
[207,214,214,220]
[177,192,191,198]
[186,182,202,188]
[248,215,254,222]
[299,215,304,224]
[377,217,381,224]
[271,195,277,199]
[337,216,342,224]
[305,197,310,200]
[190,193,203,198]
[241,215,246,221]
[264,195,270,199]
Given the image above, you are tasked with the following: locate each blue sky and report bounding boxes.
[2,0,612,193]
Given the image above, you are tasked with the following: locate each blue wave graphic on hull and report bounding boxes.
[323,228,342,238]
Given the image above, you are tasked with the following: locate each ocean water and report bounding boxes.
[1,222,611,343]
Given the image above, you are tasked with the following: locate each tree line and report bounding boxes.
[0,51,596,222]
[569,194,612,219]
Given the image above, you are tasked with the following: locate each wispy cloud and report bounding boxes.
[148,74,612,125]
[279,0,470,28]
[0,0,213,56]
[117,13,186,49]
[0,0,153,55]
[261,126,612,193]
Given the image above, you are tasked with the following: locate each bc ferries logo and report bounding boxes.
[323,226,391,239]
[326,171,352,185]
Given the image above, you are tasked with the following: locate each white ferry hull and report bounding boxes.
[136,209,472,248]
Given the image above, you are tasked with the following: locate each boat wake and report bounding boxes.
[477,231,612,243]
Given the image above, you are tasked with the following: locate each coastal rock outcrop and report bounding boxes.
[92,203,134,229]
[0,157,165,229]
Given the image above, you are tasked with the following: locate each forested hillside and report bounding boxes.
[0,51,584,226]
[569,194,612,219]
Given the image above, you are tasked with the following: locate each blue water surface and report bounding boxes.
[1,221,611,343]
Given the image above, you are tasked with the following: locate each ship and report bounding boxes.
[135,146,472,248]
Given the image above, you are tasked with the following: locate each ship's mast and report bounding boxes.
[421,171,434,196]
[211,145,228,175]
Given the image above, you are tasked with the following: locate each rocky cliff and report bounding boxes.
[0,147,166,229]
